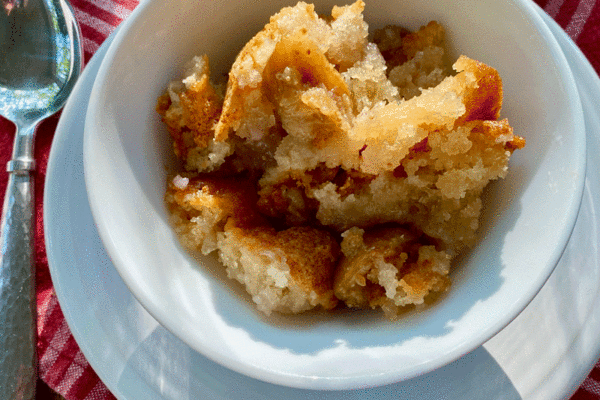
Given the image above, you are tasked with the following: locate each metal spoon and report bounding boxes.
[0,0,82,397]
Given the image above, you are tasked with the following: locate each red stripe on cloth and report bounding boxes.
[31,0,137,398]
[71,0,123,27]
[33,116,56,331]
[34,116,55,336]
[36,288,54,335]
[80,26,107,65]
[82,0,138,15]
[83,0,134,19]
[565,0,597,39]
[53,351,88,396]
[82,38,101,64]
[79,22,109,47]
[575,1,600,72]
[44,335,82,387]
[555,0,582,27]
[67,364,108,400]
[74,8,118,38]
[114,0,137,11]
[84,381,118,400]
[37,298,67,355]
[545,0,568,18]
[90,0,138,14]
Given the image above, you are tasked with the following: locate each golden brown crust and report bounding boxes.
[227,224,340,308]
[156,56,223,158]
[167,176,267,230]
[400,21,445,59]
[334,227,450,316]
[167,174,340,312]
[214,2,326,141]
[179,76,223,149]
[262,30,353,147]
[213,25,275,142]
[455,56,504,124]
[471,118,526,150]
[264,30,351,100]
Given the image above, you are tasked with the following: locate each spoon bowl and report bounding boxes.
[0,0,81,121]
[0,0,82,397]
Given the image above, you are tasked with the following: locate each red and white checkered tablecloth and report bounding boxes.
[0,0,598,398]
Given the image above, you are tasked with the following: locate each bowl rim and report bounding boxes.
[83,0,586,390]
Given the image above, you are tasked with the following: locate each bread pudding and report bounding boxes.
[157,0,525,318]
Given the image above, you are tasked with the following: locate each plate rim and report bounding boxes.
[58,3,585,394]
[44,5,600,398]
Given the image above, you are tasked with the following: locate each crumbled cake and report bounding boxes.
[165,177,339,314]
[157,1,525,318]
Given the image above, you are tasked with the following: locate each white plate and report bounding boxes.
[45,5,600,400]
[82,0,586,388]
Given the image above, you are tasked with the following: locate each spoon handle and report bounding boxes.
[0,125,36,399]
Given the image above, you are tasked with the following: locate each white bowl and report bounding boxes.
[84,0,586,390]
